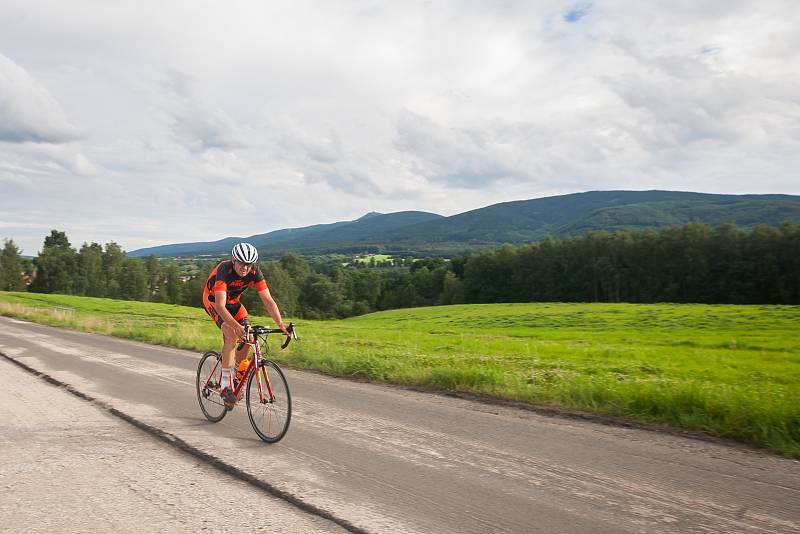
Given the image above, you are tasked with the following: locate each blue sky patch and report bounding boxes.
[564,3,591,23]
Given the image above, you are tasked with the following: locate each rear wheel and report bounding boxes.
[197,351,227,422]
[246,360,291,443]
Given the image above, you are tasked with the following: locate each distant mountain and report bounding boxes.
[129,190,800,258]
[129,211,443,258]
[383,191,800,250]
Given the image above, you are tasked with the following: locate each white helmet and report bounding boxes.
[231,242,258,264]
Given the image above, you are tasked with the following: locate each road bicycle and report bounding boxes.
[196,323,297,443]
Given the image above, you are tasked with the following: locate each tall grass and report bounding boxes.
[1,291,798,457]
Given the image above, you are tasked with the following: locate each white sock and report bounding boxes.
[221,368,233,389]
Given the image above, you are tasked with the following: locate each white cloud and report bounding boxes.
[0,0,798,255]
[394,109,528,188]
[0,53,78,143]
[158,71,247,152]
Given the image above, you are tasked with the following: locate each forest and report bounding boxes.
[1,220,798,319]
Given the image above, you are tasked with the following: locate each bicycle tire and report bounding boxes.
[246,360,292,443]
[196,351,228,422]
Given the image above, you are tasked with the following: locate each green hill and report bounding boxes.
[129,190,800,258]
[384,191,800,250]
[129,211,443,258]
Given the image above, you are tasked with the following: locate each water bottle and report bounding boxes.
[236,358,248,382]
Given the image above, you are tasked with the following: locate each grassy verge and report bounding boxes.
[1,291,798,458]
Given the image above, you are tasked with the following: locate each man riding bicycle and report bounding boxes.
[202,242,289,407]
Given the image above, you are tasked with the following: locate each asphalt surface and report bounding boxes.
[0,356,344,533]
[0,315,799,533]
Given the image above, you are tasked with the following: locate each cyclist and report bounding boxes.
[202,242,289,407]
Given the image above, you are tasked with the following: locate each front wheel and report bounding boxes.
[246,360,291,443]
[197,351,227,422]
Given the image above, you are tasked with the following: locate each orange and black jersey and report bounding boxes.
[204,260,268,304]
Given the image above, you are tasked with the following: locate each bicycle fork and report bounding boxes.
[250,338,276,404]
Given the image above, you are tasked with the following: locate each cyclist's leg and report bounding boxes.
[204,291,237,401]
[220,324,238,375]
[233,303,252,365]
[200,291,237,408]
[220,301,248,366]
[217,302,253,408]
[219,321,240,407]
[202,290,223,329]
[202,292,227,365]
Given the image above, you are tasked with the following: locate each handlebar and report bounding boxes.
[242,322,298,349]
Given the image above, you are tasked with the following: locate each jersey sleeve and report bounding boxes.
[213,263,229,293]
[253,266,268,291]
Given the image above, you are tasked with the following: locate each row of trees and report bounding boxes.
[457,222,800,304]
[1,222,798,320]
[3,231,184,303]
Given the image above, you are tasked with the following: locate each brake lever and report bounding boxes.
[280,322,297,349]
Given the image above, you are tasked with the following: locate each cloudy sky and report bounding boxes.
[1,1,798,255]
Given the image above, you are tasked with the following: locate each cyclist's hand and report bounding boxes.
[234,323,248,341]
[278,322,290,336]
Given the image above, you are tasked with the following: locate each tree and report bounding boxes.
[299,273,341,318]
[0,239,25,291]
[29,230,77,294]
[776,223,800,303]
[440,271,464,305]
[409,264,447,305]
[102,242,125,299]
[378,271,420,310]
[280,252,311,281]
[145,254,161,300]
[181,259,215,307]
[332,267,382,316]
[119,258,148,300]
[259,261,300,317]
[76,243,105,297]
[163,261,183,304]
[182,274,206,307]
[410,257,445,272]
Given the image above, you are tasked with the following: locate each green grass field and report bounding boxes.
[1,291,798,457]
[351,254,393,264]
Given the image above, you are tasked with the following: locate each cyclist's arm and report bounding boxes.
[257,287,288,334]
[215,290,247,339]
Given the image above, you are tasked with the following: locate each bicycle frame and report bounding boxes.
[235,333,275,403]
[200,330,279,404]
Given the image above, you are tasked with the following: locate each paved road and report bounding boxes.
[0,356,344,533]
[0,316,798,533]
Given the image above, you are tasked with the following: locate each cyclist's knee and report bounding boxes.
[221,322,238,342]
